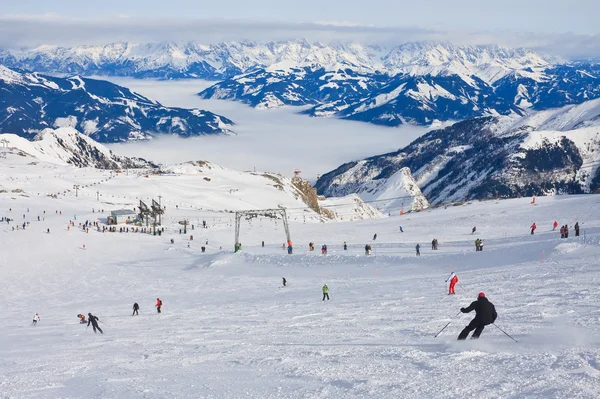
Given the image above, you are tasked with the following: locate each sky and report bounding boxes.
[0,1,599,58]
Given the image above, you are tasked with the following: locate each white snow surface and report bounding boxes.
[4,156,599,398]
[2,164,600,398]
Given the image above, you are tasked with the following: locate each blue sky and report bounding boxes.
[0,0,598,58]
[1,0,597,34]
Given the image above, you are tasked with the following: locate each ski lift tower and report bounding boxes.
[234,207,291,252]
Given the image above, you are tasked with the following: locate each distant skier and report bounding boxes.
[399,226,404,233]
[321,244,327,255]
[415,244,421,256]
[262,241,265,248]
[32,313,40,326]
[472,226,476,234]
[282,277,287,287]
[564,224,569,238]
[373,234,377,241]
[530,223,537,235]
[77,314,86,324]
[457,292,497,340]
[322,284,330,301]
[343,242,348,251]
[155,298,162,313]
[87,313,103,334]
[575,222,580,237]
[560,225,565,238]
[132,303,139,316]
[553,221,558,231]
[365,244,372,255]
[446,272,458,295]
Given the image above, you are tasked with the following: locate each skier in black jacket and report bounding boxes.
[457,292,497,340]
[132,303,139,316]
[87,313,103,334]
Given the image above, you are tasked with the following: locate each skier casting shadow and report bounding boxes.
[457,292,496,340]
[87,313,103,334]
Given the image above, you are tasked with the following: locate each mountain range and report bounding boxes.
[0,65,233,143]
[315,98,600,205]
[3,40,600,128]
[0,40,551,82]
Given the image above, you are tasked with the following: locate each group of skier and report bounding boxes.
[475,238,484,251]
[32,298,164,335]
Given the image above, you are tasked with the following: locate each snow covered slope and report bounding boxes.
[0,152,380,222]
[1,164,600,397]
[0,65,234,142]
[317,99,600,204]
[317,164,429,214]
[0,128,154,169]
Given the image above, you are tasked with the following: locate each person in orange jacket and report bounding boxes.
[155,298,162,313]
[446,272,459,295]
[553,221,558,231]
[530,223,537,235]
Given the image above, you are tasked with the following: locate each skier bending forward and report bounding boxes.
[457,292,496,340]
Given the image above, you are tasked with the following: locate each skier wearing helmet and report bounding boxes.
[457,292,497,340]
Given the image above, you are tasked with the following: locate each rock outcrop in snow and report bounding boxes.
[316,98,600,204]
[0,128,155,169]
[316,164,429,213]
[161,161,382,221]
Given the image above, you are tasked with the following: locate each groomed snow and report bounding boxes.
[1,158,600,398]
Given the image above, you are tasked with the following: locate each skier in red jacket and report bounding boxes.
[155,298,162,313]
[446,272,459,295]
[530,223,537,235]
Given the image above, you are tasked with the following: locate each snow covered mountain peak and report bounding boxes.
[0,127,154,168]
[0,39,550,82]
[382,41,550,84]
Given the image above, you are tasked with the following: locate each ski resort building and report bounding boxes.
[108,209,137,225]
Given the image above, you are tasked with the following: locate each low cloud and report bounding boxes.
[0,15,599,59]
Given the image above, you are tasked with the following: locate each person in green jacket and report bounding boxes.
[322,284,330,301]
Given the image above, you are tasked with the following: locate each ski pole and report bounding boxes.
[434,311,461,337]
[99,320,111,327]
[492,323,518,343]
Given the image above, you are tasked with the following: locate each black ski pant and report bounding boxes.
[322,293,329,301]
[157,306,161,313]
[133,309,138,316]
[457,319,486,340]
[91,323,103,334]
[575,230,579,237]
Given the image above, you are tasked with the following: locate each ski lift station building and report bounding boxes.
[108,209,137,225]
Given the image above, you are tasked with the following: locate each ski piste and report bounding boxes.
[1,165,599,397]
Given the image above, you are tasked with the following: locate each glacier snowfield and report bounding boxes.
[1,165,600,398]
